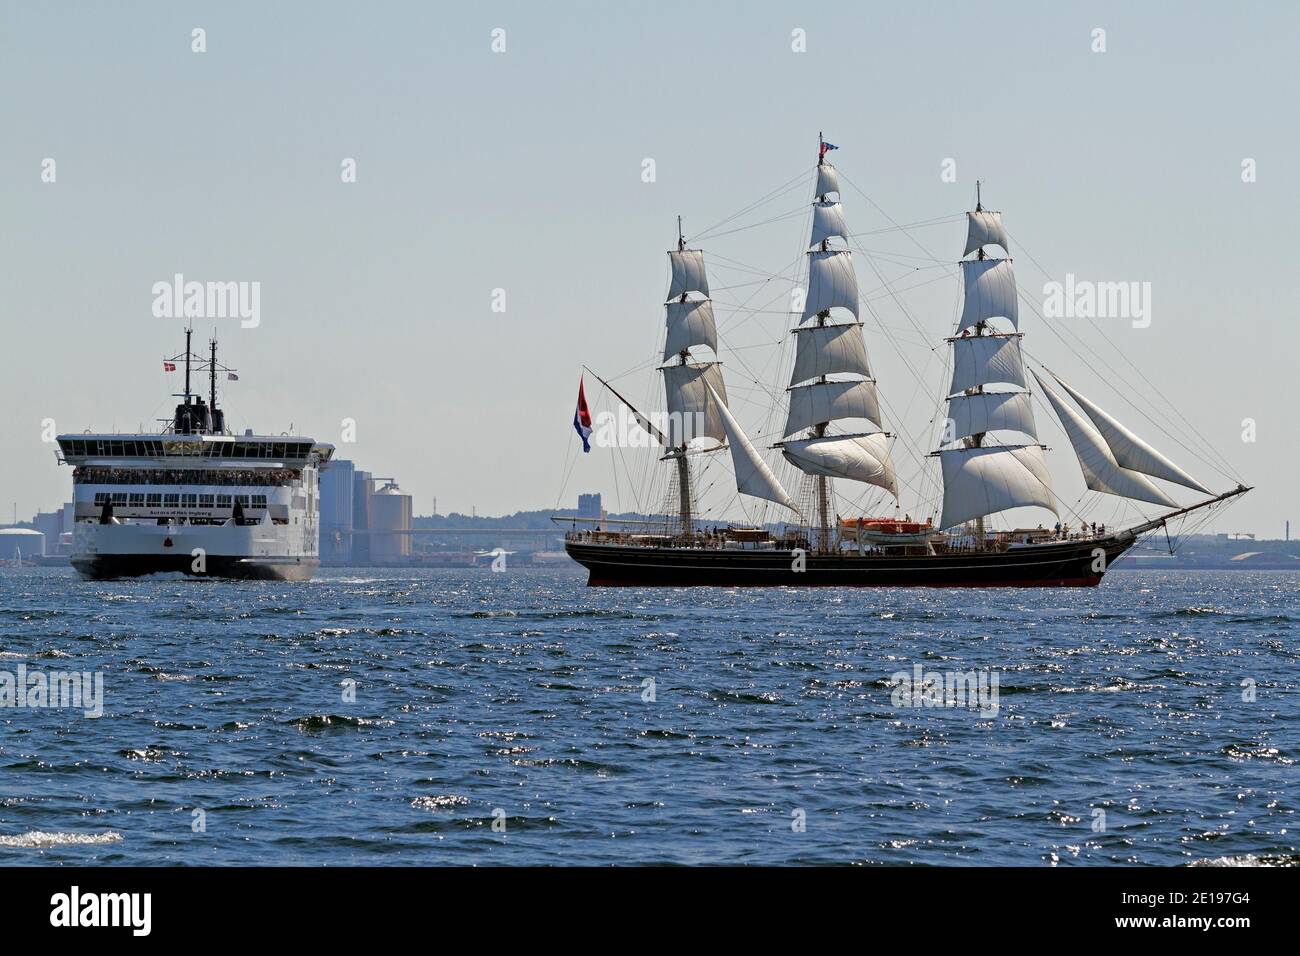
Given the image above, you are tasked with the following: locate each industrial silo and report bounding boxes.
[369,482,412,564]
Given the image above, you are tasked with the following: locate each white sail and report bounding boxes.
[1033,373,1178,508]
[802,249,859,321]
[947,391,1037,442]
[938,444,1057,530]
[782,433,897,498]
[963,210,1010,257]
[662,362,728,446]
[667,250,709,299]
[705,384,798,512]
[663,299,717,361]
[949,333,1027,394]
[784,379,882,437]
[810,201,849,247]
[957,259,1018,333]
[790,323,871,386]
[1050,374,1211,495]
[815,163,840,198]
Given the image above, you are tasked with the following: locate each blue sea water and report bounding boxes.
[0,566,1295,866]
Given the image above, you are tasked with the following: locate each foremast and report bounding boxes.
[934,186,1051,541]
[935,188,1246,539]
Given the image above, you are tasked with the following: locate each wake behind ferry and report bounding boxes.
[57,330,334,581]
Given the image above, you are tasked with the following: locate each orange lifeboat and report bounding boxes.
[839,516,933,536]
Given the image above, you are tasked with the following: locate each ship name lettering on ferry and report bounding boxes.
[151,273,261,328]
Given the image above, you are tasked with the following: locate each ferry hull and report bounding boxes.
[565,533,1138,588]
[70,521,320,582]
[71,553,319,582]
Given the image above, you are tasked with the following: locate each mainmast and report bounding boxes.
[778,136,897,552]
[183,326,193,407]
[209,337,218,412]
[813,135,830,546]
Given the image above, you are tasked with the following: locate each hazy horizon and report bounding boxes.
[2,1,1293,536]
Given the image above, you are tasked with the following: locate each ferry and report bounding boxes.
[57,331,334,581]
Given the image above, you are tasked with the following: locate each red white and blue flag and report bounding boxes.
[573,377,593,453]
[819,140,839,158]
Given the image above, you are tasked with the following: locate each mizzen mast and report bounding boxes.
[662,217,727,535]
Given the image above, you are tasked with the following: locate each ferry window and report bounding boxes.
[235,494,250,505]
[164,494,179,506]
[129,494,145,506]
[94,493,109,505]
[111,493,127,505]
[252,495,267,507]
[108,441,123,455]
[146,494,162,507]
[216,495,232,507]
[199,495,215,507]
[183,494,197,507]
[273,443,286,458]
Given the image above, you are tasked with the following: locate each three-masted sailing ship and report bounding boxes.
[562,137,1248,586]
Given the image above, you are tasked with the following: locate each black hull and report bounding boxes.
[566,533,1139,588]
[70,554,319,582]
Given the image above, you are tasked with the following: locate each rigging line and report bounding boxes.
[709,257,804,281]
[861,270,958,303]
[709,278,786,292]
[1007,231,1243,483]
[552,436,581,511]
[691,167,816,242]
[850,242,949,503]
[839,171,960,271]
[708,248,806,283]
[695,206,812,242]
[846,216,965,238]
[1017,302,1239,485]
[852,249,955,265]
[839,179,966,513]
[589,378,645,515]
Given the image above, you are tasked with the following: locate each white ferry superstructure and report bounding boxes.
[56,331,334,581]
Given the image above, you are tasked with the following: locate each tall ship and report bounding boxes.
[562,136,1249,587]
[57,330,334,581]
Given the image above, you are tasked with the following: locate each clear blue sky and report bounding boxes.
[1,1,1293,535]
